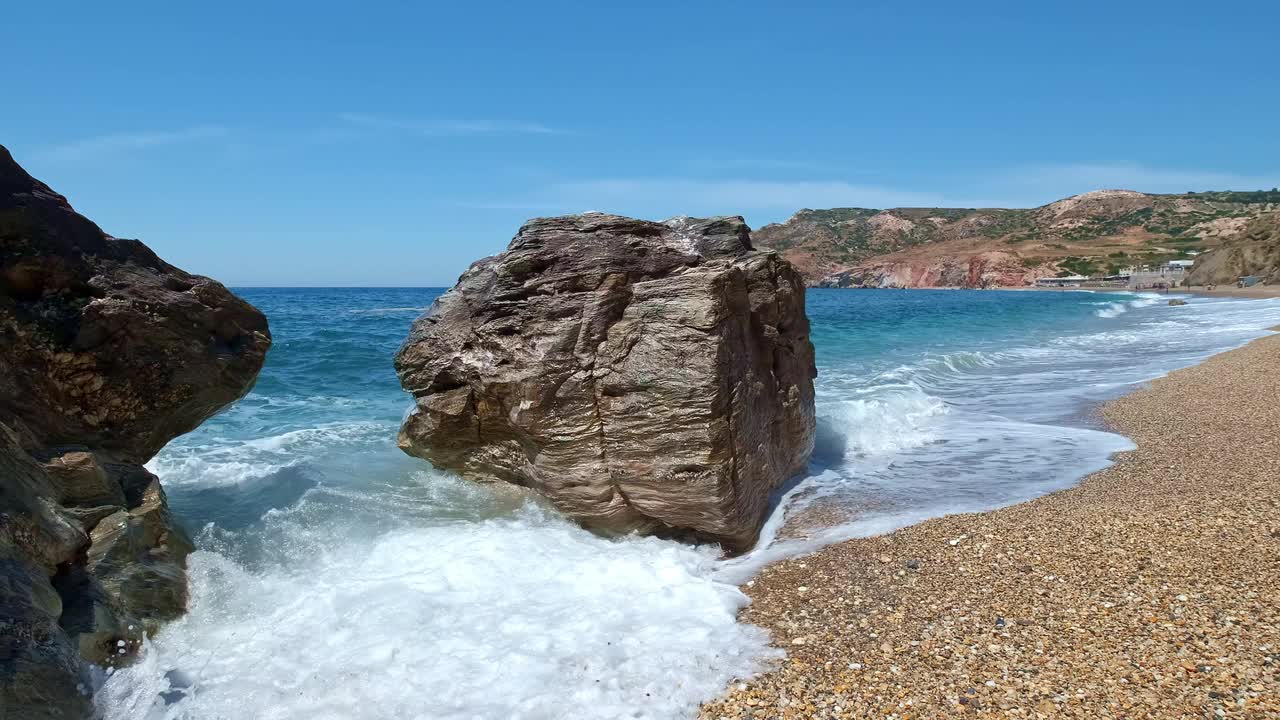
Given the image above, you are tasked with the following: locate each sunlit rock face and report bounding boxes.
[396,213,816,553]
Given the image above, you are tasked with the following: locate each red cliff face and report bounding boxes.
[819,252,1046,289]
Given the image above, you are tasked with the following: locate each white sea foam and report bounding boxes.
[96,504,776,720]
[148,422,394,488]
[1094,301,1128,318]
[347,306,428,316]
[814,382,947,460]
[1094,292,1162,318]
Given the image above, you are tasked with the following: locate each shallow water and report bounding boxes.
[96,288,1280,719]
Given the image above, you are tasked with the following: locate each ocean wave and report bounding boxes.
[1049,329,1141,349]
[95,505,776,720]
[1094,293,1163,318]
[1094,301,1129,318]
[149,422,396,488]
[348,307,427,316]
[814,382,948,462]
[924,350,999,374]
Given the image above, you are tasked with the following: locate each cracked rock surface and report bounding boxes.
[395,213,816,552]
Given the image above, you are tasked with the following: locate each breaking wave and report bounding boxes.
[1093,292,1162,318]
[148,422,394,488]
[98,497,776,720]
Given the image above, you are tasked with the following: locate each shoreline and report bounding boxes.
[700,329,1280,719]
[1184,285,1280,299]
[812,284,1280,299]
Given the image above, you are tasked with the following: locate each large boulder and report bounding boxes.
[0,146,270,463]
[396,213,816,551]
[0,144,270,717]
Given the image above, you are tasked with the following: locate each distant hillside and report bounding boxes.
[1186,211,1280,286]
[753,189,1280,288]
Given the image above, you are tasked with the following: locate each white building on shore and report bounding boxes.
[1129,264,1189,289]
[1035,275,1089,287]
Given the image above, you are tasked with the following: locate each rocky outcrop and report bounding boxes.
[0,145,270,718]
[819,251,1041,289]
[752,207,1023,283]
[1032,189,1155,230]
[396,213,815,552]
[1186,212,1280,286]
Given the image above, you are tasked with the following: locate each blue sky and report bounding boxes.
[6,1,1278,286]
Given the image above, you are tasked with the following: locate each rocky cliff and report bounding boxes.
[1186,212,1280,286]
[755,189,1280,288]
[818,251,1040,290]
[0,145,271,718]
[395,213,815,552]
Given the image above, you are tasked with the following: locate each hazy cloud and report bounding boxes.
[551,179,956,210]
[677,157,846,174]
[38,126,229,162]
[1001,163,1280,195]
[338,113,561,137]
[461,178,998,225]
[458,162,1280,228]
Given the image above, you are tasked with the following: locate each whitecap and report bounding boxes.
[96,504,777,720]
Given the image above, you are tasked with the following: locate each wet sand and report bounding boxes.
[700,331,1280,719]
[1185,285,1280,299]
[1018,284,1280,299]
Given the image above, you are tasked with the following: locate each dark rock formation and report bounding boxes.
[396,213,816,552]
[0,145,270,718]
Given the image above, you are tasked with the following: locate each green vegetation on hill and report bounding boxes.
[978,210,1037,240]
[1184,189,1280,204]
[753,189,1280,285]
[1056,257,1101,277]
[790,208,879,224]
[1059,207,1152,242]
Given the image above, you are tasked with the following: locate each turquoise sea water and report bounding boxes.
[96,288,1280,720]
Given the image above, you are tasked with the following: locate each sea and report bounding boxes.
[94,287,1280,720]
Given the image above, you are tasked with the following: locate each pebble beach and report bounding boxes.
[701,329,1280,719]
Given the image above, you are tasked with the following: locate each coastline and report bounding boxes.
[832,285,1280,299]
[701,329,1280,719]
[1184,285,1280,299]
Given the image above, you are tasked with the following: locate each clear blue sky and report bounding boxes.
[6,1,1277,286]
